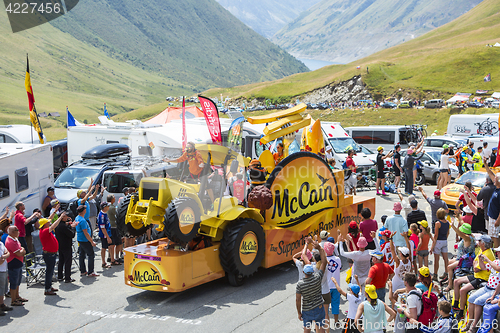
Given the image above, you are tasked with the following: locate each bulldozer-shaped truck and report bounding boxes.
[119,107,375,292]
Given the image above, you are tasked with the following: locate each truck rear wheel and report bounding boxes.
[219,218,265,286]
[164,197,201,243]
[116,194,149,237]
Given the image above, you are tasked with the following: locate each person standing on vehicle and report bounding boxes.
[164,142,205,180]
[346,149,358,195]
[393,145,403,189]
[273,142,285,165]
[403,148,424,195]
[375,146,393,196]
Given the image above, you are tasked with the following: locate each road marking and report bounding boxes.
[157,292,181,306]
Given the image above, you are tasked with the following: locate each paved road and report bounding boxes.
[0,185,457,332]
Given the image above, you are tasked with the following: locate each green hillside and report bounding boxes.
[205,0,500,102]
[273,0,482,64]
[50,0,307,91]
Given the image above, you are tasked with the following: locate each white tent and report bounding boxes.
[494,42,500,47]
[492,92,500,99]
[446,95,469,103]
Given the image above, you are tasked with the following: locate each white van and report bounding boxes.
[0,144,54,215]
[321,122,376,174]
[345,125,409,152]
[447,114,499,136]
[493,101,500,109]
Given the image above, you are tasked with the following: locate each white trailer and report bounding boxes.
[0,144,54,214]
[447,114,499,137]
[0,125,45,143]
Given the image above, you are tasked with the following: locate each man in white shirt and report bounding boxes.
[397,272,422,333]
[482,142,492,165]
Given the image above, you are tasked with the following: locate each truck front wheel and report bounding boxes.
[164,197,201,243]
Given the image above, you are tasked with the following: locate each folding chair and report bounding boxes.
[25,252,46,287]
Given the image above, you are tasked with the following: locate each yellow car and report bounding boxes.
[441,171,486,210]
[398,101,411,108]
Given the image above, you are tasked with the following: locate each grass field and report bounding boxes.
[205,0,500,102]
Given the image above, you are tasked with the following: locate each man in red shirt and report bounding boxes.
[345,149,358,195]
[39,212,66,296]
[14,201,40,252]
[5,226,26,306]
[365,250,394,302]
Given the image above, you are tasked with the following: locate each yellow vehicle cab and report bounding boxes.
[440,171,487,209]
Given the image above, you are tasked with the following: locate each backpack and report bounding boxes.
[68,199,79,219]
[458,252,475,269]
[409,288,438,326]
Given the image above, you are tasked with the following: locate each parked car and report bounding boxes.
[425,99,445,108]
[423,136,467,149]
[467,101,485,108]
[401,148,459,184]
[381,102,397,109]
[492,101,500,109]
[398,101,410,108]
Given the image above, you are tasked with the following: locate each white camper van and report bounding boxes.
[447,114,499,136]
[321,122,376,174]
[0,144,54,215]
[0,125,45,143]
[345,125,409,151]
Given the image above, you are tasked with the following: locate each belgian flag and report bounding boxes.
[25,54,44,144]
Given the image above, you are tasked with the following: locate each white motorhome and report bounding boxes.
[447,114,499,137]
[67,117,215,164]
[0,125,45,143]
[0,144,54,214]
[345,125,409,151]
[321,122,376,174]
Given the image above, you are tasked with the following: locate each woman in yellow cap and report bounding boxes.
[355,284,395,333]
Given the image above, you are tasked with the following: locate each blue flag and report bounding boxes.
[104,103,110,119]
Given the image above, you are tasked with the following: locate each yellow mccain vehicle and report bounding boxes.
[117,105,375,292]
[440,170,494,209]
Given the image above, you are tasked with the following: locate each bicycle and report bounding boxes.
[475,118,499,135]
[405,124,428,143]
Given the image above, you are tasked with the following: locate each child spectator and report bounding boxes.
[408,300,454,333]
[409,223,419,272]
[380,229,394,268]
[347,221,360,251]
[331,277,362,333]
[292,243,313,282]
[416,220,431,270]
[325,242,342,325]
[97,202,113,269]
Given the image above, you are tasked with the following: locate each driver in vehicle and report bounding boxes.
[164,142,205,180]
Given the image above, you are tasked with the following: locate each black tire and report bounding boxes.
[432,172,440,184]
[164,197,201,243]
[116,194,149,237]
[415,173,425,186]
[219,218,265,286]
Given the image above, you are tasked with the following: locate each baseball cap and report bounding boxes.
[434,190,441,197]
[348,283,360,295]
[47,187,54,192]
[349,221,358,229]
[377,146,384,152]
[365,284,377,299]
[475,234,492,244]
[101,202,110,208]
[418,266,430,277]
[459,223,471,235]
[493,147,498,151]
[327,237,335,243]
[398,247,410,256]
[303,264,314,275]
[324,242,335,256]
[463,206,473,214]
[38,218,50,228]
[381,230,392,238]
[357,237,368,248]
[320,230,329,239]
[50,198,59,206]
[369,250,383,259]
[418,220,429,228]
[393,202,403,211]
[493,246,500,252]
[77,189,84,198]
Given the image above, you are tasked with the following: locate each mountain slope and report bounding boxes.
[205,0,500,101]
[215,0,320,38]
[273,0,482,63]
[49,0,308,92]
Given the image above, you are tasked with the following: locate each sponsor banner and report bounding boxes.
[198,95,222,144]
